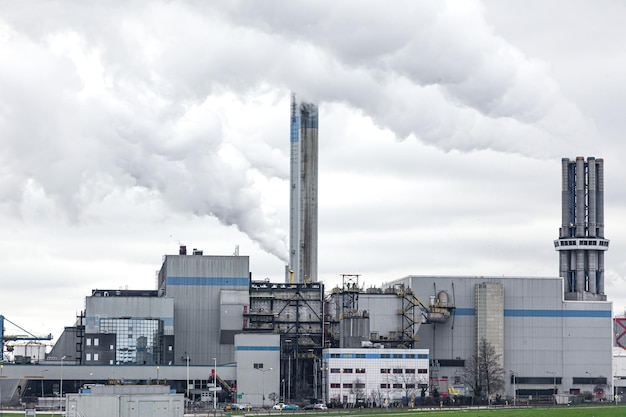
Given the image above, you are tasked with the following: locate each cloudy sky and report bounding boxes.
[1,0,625,343]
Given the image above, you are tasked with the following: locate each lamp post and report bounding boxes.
[156,366,160,383]
[282,379,286,402]
[546,371,556,398]
[1,363,4,416]
[257,367,273,408]
[510,370,516,407]
[340,368,343,406]
[213,358,217,411]
[41,369,48,397]
[183,353,190,400]
[60,355,70,413]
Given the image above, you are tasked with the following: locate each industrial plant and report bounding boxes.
[0,97,624,414]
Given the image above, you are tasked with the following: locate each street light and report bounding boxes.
[213,358,217,411]
[256,367,273,408]
[183,353,190,400]
[41,369,48,397]
[156,366,160,382]
[546,371,557,397]
[60,355,70,412]
[510,370,516,407]
[1,363,4,416]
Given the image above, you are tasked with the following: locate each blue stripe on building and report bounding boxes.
[451,308,609,318]
[235,346,281,351]
[322,353,429,359]
[166,277,249,286]
[504,309,611,318]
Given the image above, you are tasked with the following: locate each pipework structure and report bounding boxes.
[289,93,319,284]
[554,157,609,301]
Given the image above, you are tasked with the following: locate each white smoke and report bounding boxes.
[0,0,595,261]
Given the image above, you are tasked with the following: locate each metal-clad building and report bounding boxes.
[289,93,319,284]
[157,249,250,366]
[234,333,280,407]
[66,385,184,417]
[84,290,175,366]
[388,275,613,400]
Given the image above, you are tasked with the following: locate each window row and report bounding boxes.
[330,383,419,389]
[330,383,366,389]
[380,368,427,374]
[328,353,428,359]
[329,368,366,374]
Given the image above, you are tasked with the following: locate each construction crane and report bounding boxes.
[0,315,53,356]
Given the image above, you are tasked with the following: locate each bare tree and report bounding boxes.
[461,338,504,399]
[390,371,422,403]
[350,377,366,401]
[370,389,384,407]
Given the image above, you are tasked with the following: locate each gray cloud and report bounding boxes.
[1,1,625,339]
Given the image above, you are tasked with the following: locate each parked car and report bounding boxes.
[232,403,250,410]
[273,403,299,411]
[303,403,327,410]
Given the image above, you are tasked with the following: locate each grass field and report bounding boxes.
[0,406,624,417]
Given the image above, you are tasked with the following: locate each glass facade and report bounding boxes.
[100,318,163,364]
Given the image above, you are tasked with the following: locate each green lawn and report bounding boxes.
[0,406,624,417]
[323,406,626,417]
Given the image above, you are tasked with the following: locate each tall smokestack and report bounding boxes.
[288,93,318,283]
[555,157,608,301]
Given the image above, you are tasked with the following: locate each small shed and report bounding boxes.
[66,385,184,417]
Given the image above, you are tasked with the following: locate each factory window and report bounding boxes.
[254,363,263,369]
[381,368,391,374]
[330,368,340,374]
[381,354,390,358]
[86,353,91,361]
[406,383,415,389]
[356,354,365,358]
[405,369,416,374]
[330,353,340,358]
[393,384,402,389]
[109,360,114,365]
[418,369,427,374]
[86,339,92,346]
[110,345,114,350]
[393,354,402,358]
[343,383,353,389]
[330,383,340,388]
[405,354,415,359]
[393,369,403,374]
[417,354,428,359]
[343,368,353,373]
[355,383,365,388]
[356,368,366,374]
[94,354,99,361]
[168,346,172,351]
[94,338,99,346]
[380,383,389,389]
